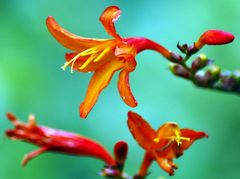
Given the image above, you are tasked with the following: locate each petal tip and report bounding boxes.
[6,112,17,122]
[79,104,89,119]
[127,111,137,119]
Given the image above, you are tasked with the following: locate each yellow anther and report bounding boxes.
[171,130,190,146]
[153,138,160,143]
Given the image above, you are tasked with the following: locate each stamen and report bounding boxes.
[61,41,114,72]
[79,47,98,56]
[171,130,190,146]
[93,47,111,62]
[79,52,99,70]
[61,52,82,71]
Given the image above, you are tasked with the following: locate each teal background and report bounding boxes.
[1,0,240,178]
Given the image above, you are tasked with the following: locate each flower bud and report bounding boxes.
[233,70,240,84]
[168,52,183,63]
[194,30,234,50]
[221,75,238,91]
[191,54,209,71]
[5,113,116,166]
[169,63,191,79]
[114,141,128,165]
[208,65,221,78]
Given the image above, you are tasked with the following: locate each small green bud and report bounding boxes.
[209,65,221,77]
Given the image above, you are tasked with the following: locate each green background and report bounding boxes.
[1,0,240,178]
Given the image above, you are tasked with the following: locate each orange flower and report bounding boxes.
[5,113,115,166]
[46,6,172,118]
[127,111,208,176]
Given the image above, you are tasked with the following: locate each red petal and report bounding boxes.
[79,58,124,118]
[46,16,106,51]
[118,70,138,107]
[127,111,156,151]
[180,128,208,150]
[99,6,121,41]
[22,146,49,167]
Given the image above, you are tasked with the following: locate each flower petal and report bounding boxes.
[115,44,137,60]
[46,16,107,51]
[153,153,175,176]
[180,128,208,151]
[127,111,156,151]
[22,146,49,166]
[99,6,121,41]
[80,58,124,118]
[118,70,138,107]
[6,113,116,166]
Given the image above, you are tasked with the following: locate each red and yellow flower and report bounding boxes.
[46,6,172,118]
[127,111,208,176]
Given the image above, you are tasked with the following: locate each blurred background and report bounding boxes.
[1,0,240,178]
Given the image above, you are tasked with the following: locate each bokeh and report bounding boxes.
[1,0,240,178]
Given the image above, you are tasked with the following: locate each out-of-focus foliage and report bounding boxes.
[1,0,240,178]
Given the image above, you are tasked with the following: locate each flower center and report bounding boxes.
[153,130,190,146]
[61,41,115,73]
[170,130,190,146]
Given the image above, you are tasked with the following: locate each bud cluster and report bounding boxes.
[169,30,240,94]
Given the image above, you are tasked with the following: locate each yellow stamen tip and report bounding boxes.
[154,138,160,143]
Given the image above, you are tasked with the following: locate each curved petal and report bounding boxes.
[127,111,156,151]
[22,147,49,166]
[116,45,137,107]
[80,58,124,118]
[46,16,106,51]
[180,129,208,151]
[99,6,121,41]
[153,152,175,176]
[118,70,138,107]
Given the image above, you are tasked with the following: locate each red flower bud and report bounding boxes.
[114,141,128,165]
[5,113,115,166]
[195,30,234,49]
